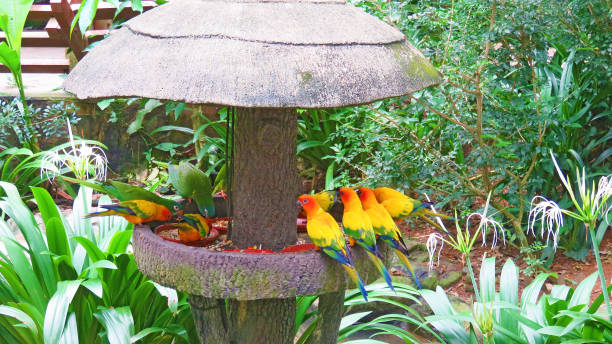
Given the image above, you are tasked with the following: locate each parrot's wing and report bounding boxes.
[100,204,137,216]
[109,180,178,211]
[342,211,368,241]
[171,162,215,217]
[61,176,115,196]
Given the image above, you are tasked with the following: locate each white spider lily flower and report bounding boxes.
[41,119,108,181]
[426,232,444,271]
[425,193,449,233]
[527,196,563,250]
[595,175,612,222]
[466,211,506,248]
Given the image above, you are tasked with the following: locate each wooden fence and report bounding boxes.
[0,0,155,73]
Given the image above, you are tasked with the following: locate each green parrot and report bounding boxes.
[61,176,182,213]
[168,161,215,217]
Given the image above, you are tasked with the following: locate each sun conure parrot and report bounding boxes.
[297,194,368,301]
[359,187,422,289]
[336,187,394,291]
[373,187,453,234]
[175,213,210,242]
[313,190,336,212]
[298,190,336,218]
[61,176,181,214]
[84,200,172,224]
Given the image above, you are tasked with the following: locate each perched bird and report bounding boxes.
[313,190,336,212]
[168,162,215,217]
[337,187,394,291]
[84,200,172,225]
[359,187,422,289]
[174,214,210,242]
[373,187,452,234]
[62,176,181,213]
[298,194,368,301]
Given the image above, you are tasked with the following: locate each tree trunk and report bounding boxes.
[230,107,299,251]
[189,296,296,344]
[309,291,345,344]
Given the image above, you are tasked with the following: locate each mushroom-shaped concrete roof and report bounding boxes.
[63,0,440,107]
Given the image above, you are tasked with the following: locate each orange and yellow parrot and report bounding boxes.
[298,194,368,301]
[337,187,394,291]
[313,190,336,212]
[175,213,210,242]
[359,187,422,289]
[299,190,336,218]
[373,187,453,234]
[84,200,172,225]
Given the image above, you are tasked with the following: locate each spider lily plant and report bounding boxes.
[41,119,108,182]
[528,150,612,316]
[426,192,505,303]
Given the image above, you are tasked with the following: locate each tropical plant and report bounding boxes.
[297,109,343,190]
[295,282,441,344]
[421,256,612,343]
[0,147,49,197]
[0,0,33,110]
[0,99,80,150]
[322,0,612,255]
[529,152,612,315]
[0,183,198,343]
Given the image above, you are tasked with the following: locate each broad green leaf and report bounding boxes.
[45,217,71,265]
[568,272,597,309]
[499,258,519,335]
[0,305,37,336]
[127,99,162,134]
[106,229,133,255]
[0,182,57,298]
[94,306,134,344]
[74,236,106,263]
[43,280,83,344]
[82,279,103,299]
[151,282,178,312]
[421,287,470,344]
[0,0,35,52]
[339,311,372,331]
[480,256,496,303]
[57,313,78,344]
[31,187,62,227]
[0,41,21,75]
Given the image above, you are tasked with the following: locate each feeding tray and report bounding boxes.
[134,226,391,300]
[154,225,221,247]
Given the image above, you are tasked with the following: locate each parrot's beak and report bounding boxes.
[296,200,303,210]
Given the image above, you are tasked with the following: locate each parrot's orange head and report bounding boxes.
[298,195,319,215]
[357,187,376,203]
[337,187,359,205]
[160,207,173,221]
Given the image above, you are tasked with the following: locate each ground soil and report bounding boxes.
[401,219,612,304]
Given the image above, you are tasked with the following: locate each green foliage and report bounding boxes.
[0,0,34,103]
[421,256,612,343]
[0,183,198,343]
[0,99,80,151]
[308,0,612,251]
[0,147,47,196]
[72,0,144,35]
[295,282,441,344]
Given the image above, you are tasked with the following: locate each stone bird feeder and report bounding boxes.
[63,0,440,343]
